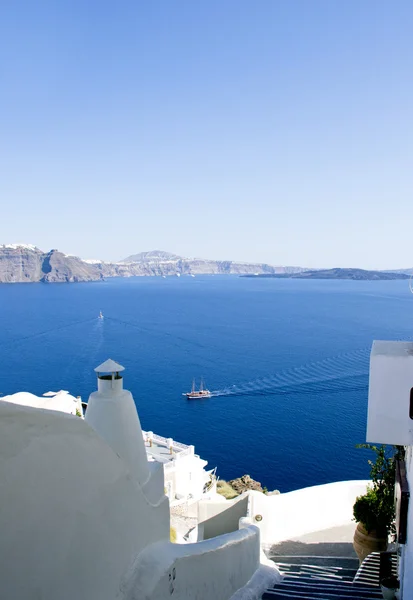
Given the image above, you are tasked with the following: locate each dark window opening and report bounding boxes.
[410,388,413,419]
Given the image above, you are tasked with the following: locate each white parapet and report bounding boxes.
[246,480,370,548]
[122,523,280,600]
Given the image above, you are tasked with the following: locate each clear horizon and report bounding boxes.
[1,1,412,269]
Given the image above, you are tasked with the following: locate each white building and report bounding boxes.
[2,377,217,511]
[3,348,408,598]
[0,359,278,600]
[142,429,216,508]
[1,389,83,415]
[365,340,413,599]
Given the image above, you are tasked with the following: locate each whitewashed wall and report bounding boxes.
[198,495,249,540]
[165,454,210,504]
[125,523,279,600]
[247,480,369,547]
[0,402,275,600]
[0,403,170,600]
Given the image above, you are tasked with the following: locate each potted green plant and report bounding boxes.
[352,444,403,564]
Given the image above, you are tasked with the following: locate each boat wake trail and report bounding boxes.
[209,346,371,398]
[0,317,98,352]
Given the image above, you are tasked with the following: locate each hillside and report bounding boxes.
[122,250,182,263]
[0,245,104,283]
[120,250,304,277]
[0,244,303,283]
[2,245,408,284]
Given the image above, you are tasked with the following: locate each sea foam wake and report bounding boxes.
[209,346,370,397]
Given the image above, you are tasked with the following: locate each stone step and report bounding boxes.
[273,561,358,581]
[270,556,360,570]
[353,551,397,587]
[269,580,382,597]
[263,554,384,600]
[263,592,381,600]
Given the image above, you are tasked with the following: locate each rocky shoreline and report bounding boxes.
[217,474,280,499]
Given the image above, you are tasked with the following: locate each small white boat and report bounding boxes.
[184,379,211,399]
[98,311,104,319]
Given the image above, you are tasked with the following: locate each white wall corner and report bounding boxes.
[229,564,281,600]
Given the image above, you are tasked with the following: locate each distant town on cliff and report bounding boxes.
[0,244,410,283]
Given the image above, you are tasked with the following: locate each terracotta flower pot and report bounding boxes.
[353,522,388,564]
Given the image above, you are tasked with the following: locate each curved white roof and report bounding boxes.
[94,359,125,373]
[1,391,79,415]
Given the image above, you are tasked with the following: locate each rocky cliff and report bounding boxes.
[0,244,44,282]
[120,250,303,276]
[0,245,104,283]
[42,250,103,283]
[0,245,303,283]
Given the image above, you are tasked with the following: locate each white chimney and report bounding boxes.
[85,359,150,487]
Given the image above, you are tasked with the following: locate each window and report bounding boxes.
[410,388,413,420]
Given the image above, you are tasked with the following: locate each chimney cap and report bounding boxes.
[94,359,125,374]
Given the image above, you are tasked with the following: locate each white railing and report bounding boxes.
[142,431,195,458]
[142,430,191,452]
[173,440,190,450]
[162,448,194,472]
[175,446,193,459]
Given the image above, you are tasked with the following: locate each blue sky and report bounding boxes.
[1,1,412,268]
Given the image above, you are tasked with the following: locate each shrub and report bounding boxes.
[353,444,404,536]
[353,486,388,535]
[216,480,239,500]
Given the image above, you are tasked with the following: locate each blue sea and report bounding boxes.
[0,276,411,492]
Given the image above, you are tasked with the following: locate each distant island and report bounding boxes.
[0,245,410,283]
[0,245,303,283]
[243,268,409,281]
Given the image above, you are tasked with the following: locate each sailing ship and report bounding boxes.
[185,379,211,399]
[98,311,104,319]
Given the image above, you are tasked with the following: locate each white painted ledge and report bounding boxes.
[247,480,370,546]
[121,525,277,600]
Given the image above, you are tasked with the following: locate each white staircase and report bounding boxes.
[262,554,392,599]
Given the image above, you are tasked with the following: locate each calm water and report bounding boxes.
[0,276,411,492]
